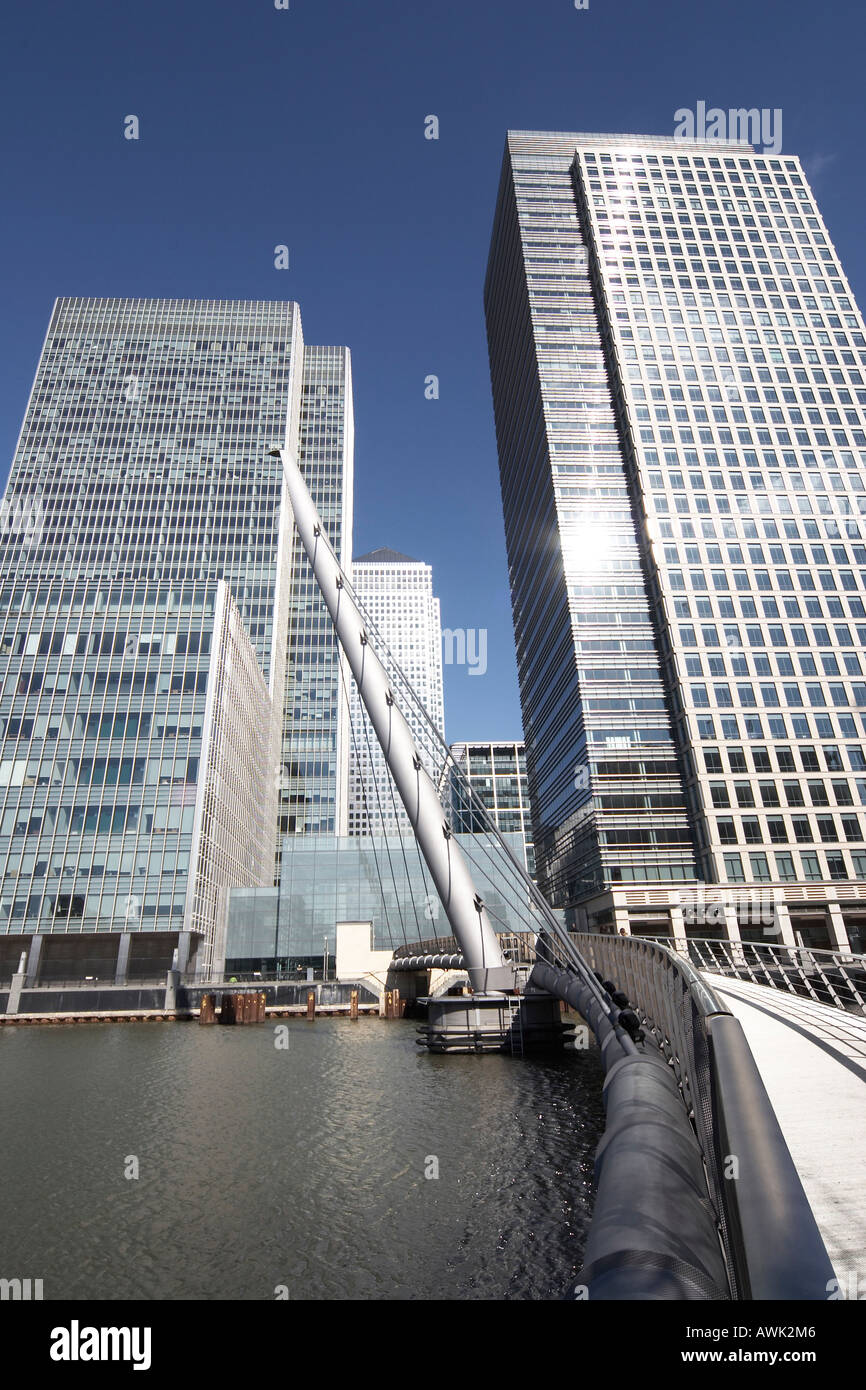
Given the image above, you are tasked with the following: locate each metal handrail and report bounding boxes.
[576,934,729,1225]
[683,937,866,1018]
[0,975,173,989]
[0,970,342,990]
[573,933,835,1300]
[391,932,537,966]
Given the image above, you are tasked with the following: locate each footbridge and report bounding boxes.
[276,444,861,1301]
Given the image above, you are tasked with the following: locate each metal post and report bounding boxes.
[273,448,514,994]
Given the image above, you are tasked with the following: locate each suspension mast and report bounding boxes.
[273,448,516,994]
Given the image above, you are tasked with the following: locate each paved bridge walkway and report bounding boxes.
[703,972,866,1285]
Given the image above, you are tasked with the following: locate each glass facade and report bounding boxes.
[448,740,536,878]
[347,549,445,837]
[226,830,531,971]
[280,346,354,848]
[485,132,866,949]
[0,298,352,979]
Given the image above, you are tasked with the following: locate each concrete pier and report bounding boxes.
[422,991,573,1053]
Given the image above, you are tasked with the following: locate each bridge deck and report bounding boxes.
[703,973,866,1284]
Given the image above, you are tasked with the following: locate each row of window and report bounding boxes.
[714,811,861,845]
[693,712,860,744]
[722,848,865,883]
[701,743,861,775]
[673,591,864,623]
[708,780,861,810]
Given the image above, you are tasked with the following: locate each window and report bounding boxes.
[825,852,848,880]
[710,783,731,808]
[784,781,805,807]
[749,853,771,881]
[800,851,822,880]
[774,852,796,880]
[724,852,745,881]
[817,815,837,843]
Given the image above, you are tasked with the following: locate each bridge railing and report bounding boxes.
[390,932,537,966]
[682,936,866,1017]
[577,933,724,1159]
[567,933,835,1301]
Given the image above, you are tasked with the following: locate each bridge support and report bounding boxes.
[274,447,515,997]
[424,990,572,1054]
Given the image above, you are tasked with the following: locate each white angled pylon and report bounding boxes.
[274,448,514,993]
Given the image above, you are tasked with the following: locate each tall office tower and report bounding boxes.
[485,131,866,952]
[279,346,354,849]
[448,740,536,878]
[346,548,445,836]
[0,297,352,982]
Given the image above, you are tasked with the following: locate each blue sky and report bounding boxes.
[2,0,865,741]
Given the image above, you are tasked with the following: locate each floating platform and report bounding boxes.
[419,990,574,1054]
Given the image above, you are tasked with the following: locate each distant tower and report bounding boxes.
[347,549,445,836]
[448,740,536,879]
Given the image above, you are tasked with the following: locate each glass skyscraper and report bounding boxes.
[447,740,536,878]
[485,131,866,952]
[0,297,352,982]
[346,548,444,837]
[280,345,354,848]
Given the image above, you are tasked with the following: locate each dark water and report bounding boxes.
[0,1017,605,1300]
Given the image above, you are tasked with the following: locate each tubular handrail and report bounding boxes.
[567,933,835,1300]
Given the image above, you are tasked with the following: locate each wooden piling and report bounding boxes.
[218,992,235,1025]
[306,989,316,1020]
[199,993,217,1025]
[216,990,268,1025]
[350,988,358,1020]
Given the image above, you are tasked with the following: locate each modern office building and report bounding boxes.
[485,130,866,951]
[346,548,445,836]
[447,740,536,878]
[279,345,354,850]
[0,297,352,982]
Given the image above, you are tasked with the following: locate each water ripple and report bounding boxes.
[0,1017,604,1300]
